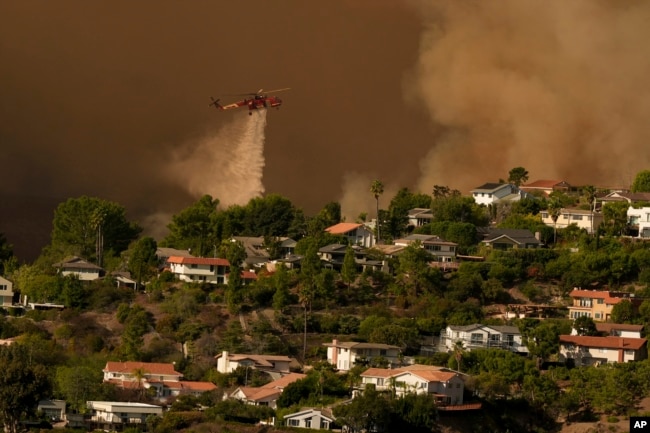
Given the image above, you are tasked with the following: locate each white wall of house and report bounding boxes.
[168,262,228,284]
[88,401,162,424]
[0,276,14,306]
[472,184,515,206]
[628,206,650,238]
[440,325,527,353]
[360,371,464,405]
[284,410,333,430]
[326,341,401,371]
[559,344,641,366]
[540,208,602,234]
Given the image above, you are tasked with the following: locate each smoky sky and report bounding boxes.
[2,0,650,261]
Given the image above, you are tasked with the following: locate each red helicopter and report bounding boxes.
[210,88,290,115]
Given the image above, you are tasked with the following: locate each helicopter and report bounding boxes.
[210,88,290,115]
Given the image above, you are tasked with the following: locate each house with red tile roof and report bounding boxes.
[358,365,467,407]
[102,361,216,399]
[520,179,571,196]
[568,289,644,321]
[167,256,230,284]
[559,334,648,366]
[324,222,375,248]
[228,372,307,409]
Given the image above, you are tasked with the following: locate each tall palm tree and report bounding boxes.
[131,367,147,400]
[452,340,465,373]
[582,185,597,235]
[370,180,384,244]
[548,197,562,245]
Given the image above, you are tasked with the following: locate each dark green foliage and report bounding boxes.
[204,399,274,424]
[0,232,14,275]
[631,169,650,193]
[127,236,158,289]
[51,196,141,261]
[573,316,598,336]
[0,344,52,433]
[163,194,219,257]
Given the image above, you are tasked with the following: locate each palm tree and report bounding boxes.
[452,340,465,373]
[582,185,596,235]
[548,197,562,245]
[131,367,147,400]
[370,180,384,244]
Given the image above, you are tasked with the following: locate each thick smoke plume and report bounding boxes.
[173,111,268,208]
[408,0,650,193]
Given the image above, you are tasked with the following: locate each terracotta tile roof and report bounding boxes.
[361,365,459,383]
[260,372,307,389]
[165,381,217,392]
[325,223,363,235]
[167,256,230,266]
[569,289,636,304]
[560,335,647,350]
[104,361,182,377]
[521,180,565,189]
[596,323,644,333]
[241,271,258,280]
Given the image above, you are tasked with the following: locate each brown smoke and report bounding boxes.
[407,0,650,193]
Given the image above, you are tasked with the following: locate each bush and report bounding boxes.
[607,416,619,423]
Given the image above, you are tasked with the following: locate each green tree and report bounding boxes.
[602,201,630,236]
[573,316,598,336]
[611,299,636,323]
[547,197,562,244]
[341,246,358,291]
[0,344,51,433]
[51,196,141,262]
[0,233,14,276]
[242,194,299,236]
[508,166,529,187]
[127,237,158,290]
[631,169,650,193]
[163,195,219,257]
[385,188,432,239]
[219,239,247,313]
[370,180,385,243]
[55,365,101,413]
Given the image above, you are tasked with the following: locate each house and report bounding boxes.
[166,256,230,284]
[109,271,137,289]
[480,228,541,250]
[283,408,335,430]
[520,180,571,196]
[324,223,375,248]
[0,276,15,306]
[559,334,648,366]
[599,191,650,207]
[439,324,528,354]
[323,339,402,371]
[37,400,66,422]
[539,208,603,234]
[316,244,385,273]
[87,401,162,429]
[567,289,644,321]
[470,183,527,206]
[156,247,194,270]
[53,256,104,281]
[214,351,293,378]
[232,236,297,267]
[228,372,307,409]
[407,208,433,228]
[358,364,465,406]
[595,323,644,338]
[394,234,458,263]
[627,206,650,238]
[102,361,216,399]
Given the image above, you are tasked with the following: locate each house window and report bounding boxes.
[320,420,329,429]
[595,313,601,319]
[470,333,483,344]
[191,264,198,269]
[504,334,514,346]
[625,350,634,356]
[380,349,387,356]
[288,419,299,427]
[572,215,583,220]
[0,285,6,291]
[597,299,604,304]
[210,265,214,272]
[305,419,311,428]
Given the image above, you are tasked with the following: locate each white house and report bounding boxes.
[283,408,335,430]
[324,223,375,248]
[559,335,648,366]
[539,208,603,234]
[166,256,230,284]
[471,183,526,206]
[0,276,15,306]
[37,400,66,422]
[627,206,650,238]
[407,208,433,228]
[102,361,216,399]
[439,324,528,354]
[359,365,465,406]
[87,401,162,428]
[53,256,104,281]
[394,234,457,263]
[214,351,292,378]
[323,339,402,371]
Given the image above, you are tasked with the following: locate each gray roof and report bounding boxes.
[482,228,540,245]
[471,183,508,192]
